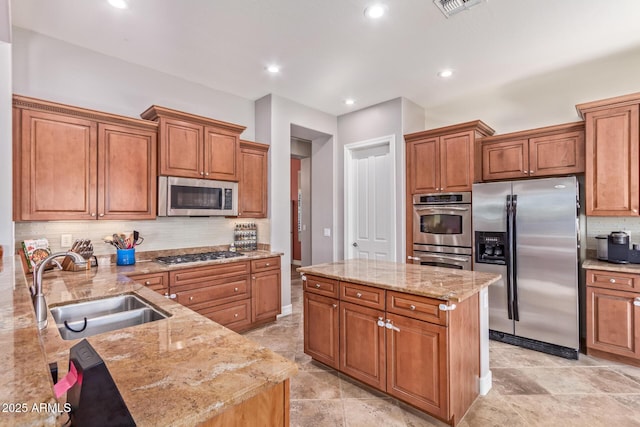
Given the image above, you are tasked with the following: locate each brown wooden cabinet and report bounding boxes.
[13,95,157,221]
[302,275,480,426]
[128,272,170,296]
[481,122,585,181]
[140,105,245,181]
[251,257,281,325]
[586,269,640,367]
[239,140,269,218]
[577,93,640,216]
[405,121,494,194]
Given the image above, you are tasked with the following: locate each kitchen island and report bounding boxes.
[298,259,500,427]
[0,251,297,426]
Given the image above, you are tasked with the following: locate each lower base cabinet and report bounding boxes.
[303,275,480,426]
[586,269,640,367]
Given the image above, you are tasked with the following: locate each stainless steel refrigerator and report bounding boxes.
[472,176,579,359]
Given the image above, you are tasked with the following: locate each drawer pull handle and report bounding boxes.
[356,292,362,298]
[145,281,150,285]
[410,304,416,311]
[610,279,616,283]
[439,303,457,311]
[315,283,321,288]
[234,287,239,292]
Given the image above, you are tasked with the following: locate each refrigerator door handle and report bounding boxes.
[505,194,514,321]
[512,194,520,322]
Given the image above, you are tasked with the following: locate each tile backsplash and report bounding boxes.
[586,216,640,248]
[15,217,271,256]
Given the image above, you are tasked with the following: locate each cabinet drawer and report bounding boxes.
[386,291,448,326]
[340,281,385,310]
[175,277,249,309]
[129,272,168,293]
[251,256,280,273]
[201,299,252,332]
[587,269,639,292]
[170,261,250,287]
[303,274,339,298]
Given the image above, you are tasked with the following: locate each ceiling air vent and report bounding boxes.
[433,0,483,18]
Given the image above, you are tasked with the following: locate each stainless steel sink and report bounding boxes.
[50,294,170,340]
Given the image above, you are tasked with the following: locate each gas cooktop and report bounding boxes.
[155,251,244,265]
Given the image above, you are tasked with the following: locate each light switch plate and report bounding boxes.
[61,234,73,248]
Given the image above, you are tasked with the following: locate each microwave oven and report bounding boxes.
[158,176,238,216]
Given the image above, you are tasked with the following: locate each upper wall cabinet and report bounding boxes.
[238,140,269,218]
[480,122,585,181]
[577,92,640,216]
[405,121,495,194]
[13,95,157,221]
[140,106,245,182]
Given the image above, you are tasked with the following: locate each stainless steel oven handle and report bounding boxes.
[414,206,469,212]
[416,254,470,263]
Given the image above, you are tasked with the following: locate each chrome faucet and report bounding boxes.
[32,251,87,330]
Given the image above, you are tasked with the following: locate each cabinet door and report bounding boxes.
[159,117,203,178]
[585,105,640,215]
[204,127,239,181]
[239,144,268,217]
[482,139,528,181]
[128,272,169,295]
[340,301,386,390]
[587,286,640,359]
[98,123,157,220]
[304,292,339,369]
[408,137,439,194]
[440,131,474,192]
[529,131,585,177]
[251,269,281,323]
[202,299,252,332]
[386,313,448,419]
[19,109,97,220]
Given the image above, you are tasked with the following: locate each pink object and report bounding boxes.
[53,360,78,398]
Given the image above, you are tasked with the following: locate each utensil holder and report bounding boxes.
[116,248,135,266]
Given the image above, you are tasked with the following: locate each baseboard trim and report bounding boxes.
[479,370,492,396]
[277,304,293,318]
[291,260,301,266]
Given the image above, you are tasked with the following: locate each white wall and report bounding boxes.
[337,97,425,262]
[0,40,12,256]
[256,94,338,313]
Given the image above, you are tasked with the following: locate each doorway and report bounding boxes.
[344,135,396,261]
[291,135,312,268]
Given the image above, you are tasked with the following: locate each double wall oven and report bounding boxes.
[409,192,472,270]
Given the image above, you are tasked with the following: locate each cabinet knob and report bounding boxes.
[252,276,256,280]
[234,313,239,317]
[315,283,321,288]
[234,287,239,292]
[633,209,639,213]
[200,171,205,175]
[634,298,640,307]
[189,296,194,301]
[356,292,362,298]
[205,173,209,176]
[529,170,534,174]
[522,170,527,174]
[377,317,385,327]
[610,279,616,283]
[332,304,337,309]
[410,304,416,311]
[265,263,270,266]
[164,293,176,299]
[99,213,104,217]
[145,281,150,285]
[90,212,96,217]
[385,320,400,332]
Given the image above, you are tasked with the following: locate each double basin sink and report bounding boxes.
[50,294,170,340]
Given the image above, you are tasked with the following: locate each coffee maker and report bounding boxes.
[607,231,630,264]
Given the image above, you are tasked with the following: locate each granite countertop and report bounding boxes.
[297,259,501,303]
[582,258,640,274]
[0,250,296,426]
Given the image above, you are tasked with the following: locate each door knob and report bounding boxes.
[352,242,358,247]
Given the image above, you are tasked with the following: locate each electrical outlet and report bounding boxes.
[61,234,73,248]
[323,228,331,237]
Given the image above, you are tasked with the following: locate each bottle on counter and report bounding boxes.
[229,242,236,253]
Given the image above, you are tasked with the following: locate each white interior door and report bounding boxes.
[345,136,396,261]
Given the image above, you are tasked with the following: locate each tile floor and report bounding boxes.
[242,267,640,427]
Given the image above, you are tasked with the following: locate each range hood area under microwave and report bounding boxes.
[158,176,238,217]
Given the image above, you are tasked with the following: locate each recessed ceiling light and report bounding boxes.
[364,4,387,19]
[438,69,454,78]
[108,0,128,9]
[266,65,280,73]
[344,99,356,106]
